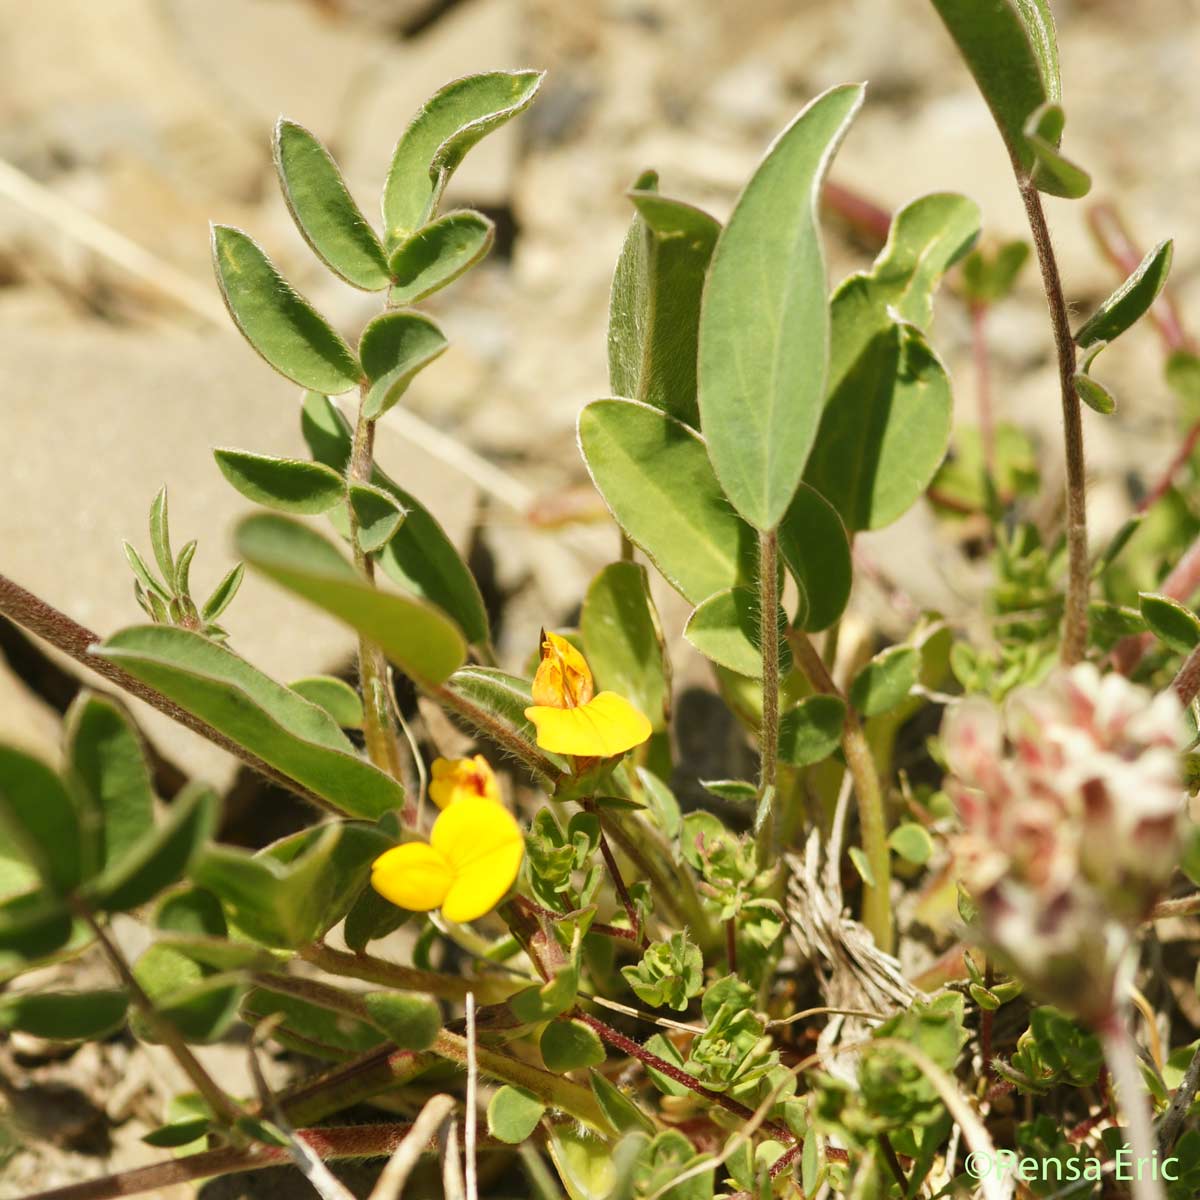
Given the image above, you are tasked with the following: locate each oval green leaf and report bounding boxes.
[95,625,404,819]
[541,1018,606,1073]
[697,84,864,530]
[889,822,934,866]
[1139,591,1200,654]
[235,513,466,685]
[388,210,495,305]
[684,587,792,680]
[0,988,128,1041]
[1025,102,1090,200]
[214,448,345,514]
[849,645,920,717]
[382,70,544,243]
[274,117,390,291]
[778,484,852,631]
[0,745,85,893]
[363,991,441,1051]
[778,695,846,766]
[349,481,406,554]
[609,176,720,426]
[579,398,756,604]
[359,311,449,421]
[289,675,364,729]
[1073,372,1116,415]
[211,224,361,394]
[488,1085,546,1144]
[1074,239,1174,349]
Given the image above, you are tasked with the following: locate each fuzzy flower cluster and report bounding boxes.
[942,663,1186,1024]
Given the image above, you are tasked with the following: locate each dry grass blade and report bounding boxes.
[442,1112,466,1200]
[465,991,479,1200]
[368,1094,457,1200]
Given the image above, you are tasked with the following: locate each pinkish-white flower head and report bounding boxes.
[942,663,1186,1022]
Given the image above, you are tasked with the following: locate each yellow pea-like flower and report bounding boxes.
[428,754,501,810]
[370,796,524,923]
[524,630,652,758]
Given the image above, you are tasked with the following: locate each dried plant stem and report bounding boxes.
[1101,1016,1167,1200]
[73,901,243,1131]
[1157,1036,1200,1153]
[757,529,781,863]
[0,572,334,811]
[788,629,893,953]
[1018,179,1088,665]
[1148,893,1200,921]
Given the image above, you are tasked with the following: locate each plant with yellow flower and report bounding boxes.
[3,19,1198,1200]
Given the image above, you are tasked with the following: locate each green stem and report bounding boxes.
[787,630,893,953]
[348,402,412,803]
[1017,178,1088,666]
[757,530,781,865]
[297,942,518,1005]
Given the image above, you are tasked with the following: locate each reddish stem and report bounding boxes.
[822,180,892,247]
[1138,420,1200,516]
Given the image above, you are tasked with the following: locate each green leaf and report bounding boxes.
[580,562,669,730]
[848,845,875,887]
[961,239,1030,306]
[684,587,792,679]
[579,398,755,604]
[541,1018,606,1072]
[927,0,1061,181]
[849,645,920,717]
[133,946,244,1043]
[804,193,978,531]
[889,822,934,865]
[157,887,227,937]
[343,881,409,954]
[1074,372,1116,415]
[96,624,404,819]
[0,988,128,1041]
[244,983,388,1060]
[1074,239,1173,348]
[382,70,544,242]
[697,84,863,530]
[66,692,154,870]
[1024,102,1090,199]
[778,695,845,766]
[235,513,466,685]
[191,824,348,949]
[175,541,198,599]
[124,540,169,600]
[608,176,720,426]
[274,117,390,291]
[149,487,174,587]
[488,1085,546,1144]
[349,482,406,554]
[211,224,361,394]
[213,448,345,514]
[778,484,852,631]
[362,991,441,1051]
[0,745,86,892]
[288,675,364,729]
[388,210,494,305]
[359,311,449,421]
[301,393,490,645]
[589,1072,655,1136]
[442,666,569,775]
[87,782,217,913]
[1138,591,1200,654]
[0,891,76,966]
[202,563,244,624]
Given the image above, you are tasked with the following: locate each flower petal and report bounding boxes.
[429,754,501,810]
[371,842,454,912]
[531,630,594,708]
[524,691,652,756]
[430,796,525,923]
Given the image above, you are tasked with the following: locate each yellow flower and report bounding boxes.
[370,796,524,923]
[429,755,501,810]
[524,630,652,758]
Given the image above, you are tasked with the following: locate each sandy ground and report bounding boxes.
[2,0,1199,1192]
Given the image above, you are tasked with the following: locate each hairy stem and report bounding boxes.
[757,530,781,864]
[1018,180,1088,665]
[432,682,561,784]
[582,798,645,946]
[788,630,892,953]
[1171,643,1200,707]
[0,573,333,812]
